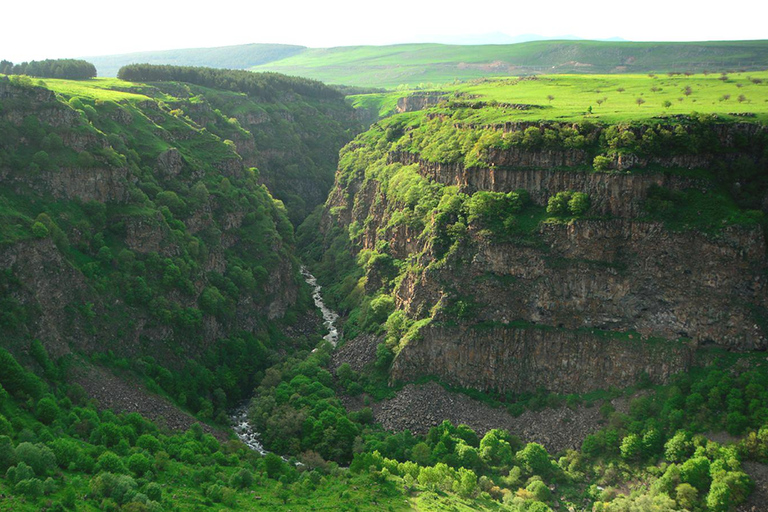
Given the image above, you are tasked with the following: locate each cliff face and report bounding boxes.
[390,324,694,394]
[390,151,707,217]
[0,77,305,364]
[314,115,768,394]
[153,82,362,225]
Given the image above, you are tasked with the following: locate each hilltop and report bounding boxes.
[87,40,768,88]
[85,43,306,78]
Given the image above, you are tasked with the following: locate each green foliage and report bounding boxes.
[547,191,590,216]
[97,451,126,474]
[1,58,97,79]
[516,443,552,477]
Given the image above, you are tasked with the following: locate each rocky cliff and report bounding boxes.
[310,113,768,394]
[0,76,309,366]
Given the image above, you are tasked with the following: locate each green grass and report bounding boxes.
[41,78,152,102]
[352,71,768,123]
[252,40,768,88]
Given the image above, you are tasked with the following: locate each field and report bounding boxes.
[252,40,768,87]
[350,71,768,123]
[36,77,153,102]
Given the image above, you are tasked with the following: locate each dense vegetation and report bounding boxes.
[2,326,767,510]
[0,73,320,425]
[112,65,360,222]
[0,59,97,79]
[117,64,343,101]
[2,55,768,511]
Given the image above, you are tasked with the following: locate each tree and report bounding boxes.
[127,453,150,476]
[636,97,646,107]
[480,430,513,466]
[546,95,554,103]
[516,443,551,477]
[679,456,711,491]
[620,434,643,461]
[547,192,572,215]
[675,483,698,510]
[568,192,590,215]
[31,222,49,238]
[35,397,59,425]
[665,431,693,462]
[593,155,611,172]
[452,467,478,498]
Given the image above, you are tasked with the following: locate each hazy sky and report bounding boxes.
[3,0,765,62]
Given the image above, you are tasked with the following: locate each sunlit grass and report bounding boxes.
[351,71,768,123]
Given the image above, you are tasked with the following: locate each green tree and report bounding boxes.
[568,192,590,215]
[516,443,551,477]
[547,191,572,215]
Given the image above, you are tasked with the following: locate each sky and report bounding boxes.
[3,0,766,62]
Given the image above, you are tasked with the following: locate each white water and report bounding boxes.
[229,267,339,453]
[300,266,339,347]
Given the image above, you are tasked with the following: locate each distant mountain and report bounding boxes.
[85,43,305,77]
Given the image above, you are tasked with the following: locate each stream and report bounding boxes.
[229,266,339,453]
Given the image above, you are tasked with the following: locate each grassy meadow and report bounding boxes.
[350,71,768,123]
[251,40,768,87]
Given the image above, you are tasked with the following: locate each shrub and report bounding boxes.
[136,434,161,454]
[547,192,572,215]
[35,397,60,424]
[127,453,150,476]
[97,451,126,474]
[15,442,56,476]
[593,155,611,171]
[568,192,590,215]
[32,221,49,238]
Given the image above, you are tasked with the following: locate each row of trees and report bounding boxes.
[0,59,96,79]
[116,64,343,102]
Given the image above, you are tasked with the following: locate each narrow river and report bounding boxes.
[229,266,339,453]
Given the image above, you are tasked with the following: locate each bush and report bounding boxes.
[593,155,611,171]
[136,434,161,454]
[145,482,162,502]
[568,192,590,215]
[547,192,572,215]
[35,397,60,425]
[97,451,126,474]
[32,221,49,238]
[14,442,56,476]
[127,453,150,476]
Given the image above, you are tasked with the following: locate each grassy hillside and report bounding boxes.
[252,40,768,87]
[350,70,768,123]
[86,43,306,78]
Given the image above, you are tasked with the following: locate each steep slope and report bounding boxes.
[0,71,353,418]
[115,65,362,224]
[302,91,768,395]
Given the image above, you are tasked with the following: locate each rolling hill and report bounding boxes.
[85,43,305,78]
[87,40,768,88]
[252,40,768,87]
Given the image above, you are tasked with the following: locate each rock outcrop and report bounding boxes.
[318,117,768,395]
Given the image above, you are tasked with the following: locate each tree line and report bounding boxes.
[0,59,97,79]
[116,64,344,102]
